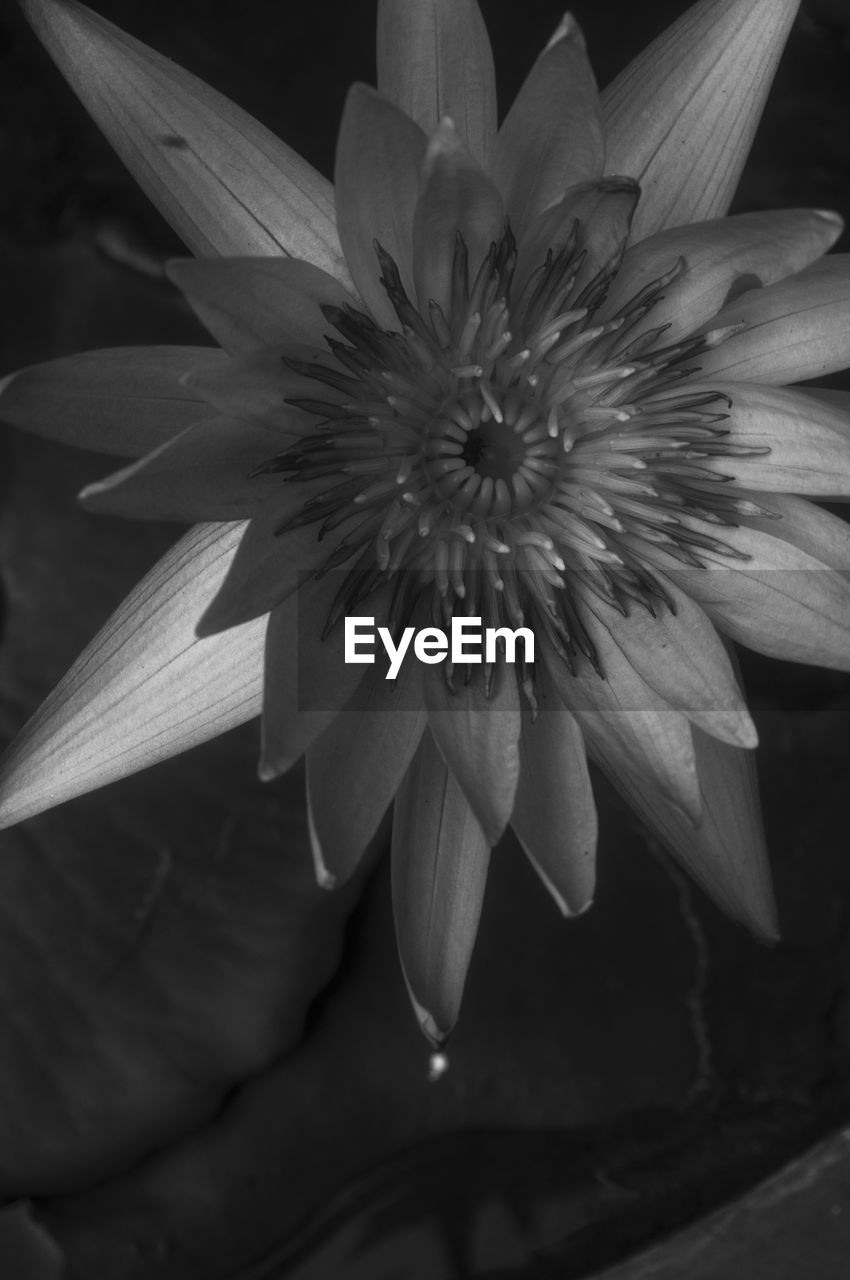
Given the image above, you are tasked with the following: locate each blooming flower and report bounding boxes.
[2,0,850,1043]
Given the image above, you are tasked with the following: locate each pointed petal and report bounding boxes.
[493,15,604,239]
[195,491,329,637]
[0,524,263,828]
[259,579,371,779]
[695,255,850,384]
[544,635,702,824]
[516,178,639,301]
[511,698,597,916]
[595,726,777,939]
[377,0,497,169]
[633,518,850,670]
[650,380,850,497]
[425,664,520,846]
[391,729,490,1044]
[583,584,757,748]
[21,0,348,274]
[598,209,844,345]
[334,85,427,329]
[412,120,504,316]
[602,0,800,241]
[0,347,224,457]
[307,665,426,887]
[166,259,356,355]
[78,417,281,522]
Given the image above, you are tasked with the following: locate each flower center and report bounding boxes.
[427,388,557,515]
[263,222,766,694]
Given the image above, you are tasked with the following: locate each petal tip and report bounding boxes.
[257,757,279,784]
[413,997,451,1048]
[749,897,781,945]
[307,800,338,890]
[546,11,584,52]
[813,208,844,226]
[426,116,461,163]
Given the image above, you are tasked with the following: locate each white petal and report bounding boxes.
[78,418,282,522]
[307,672,426,888]
[602,0,799,241]
[22,0,348,275]
[412,120,504,317]
[166,258,357,355]
[739,493,850,568]
[633,518,850,670]
[334,85,427,329]
[493,15,603,239]
[259,578,372,779]
[511,700,597,916]
[391,729,490,1044]
[0,524,263,827]
[695,255,850,384]
[595,727,777,939]
[650,381,850,498]
[583,585,757,748]
[598,209,844,346]
[425,663,520,846]
[0,347,224,457]
[544,632,702,825]
[377,0,497,169]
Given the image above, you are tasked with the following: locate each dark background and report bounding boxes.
[1,2,849,1277]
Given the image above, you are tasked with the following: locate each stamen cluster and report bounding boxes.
[263,220,768,695]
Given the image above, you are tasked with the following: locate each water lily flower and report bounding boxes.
[2,0,850,1044]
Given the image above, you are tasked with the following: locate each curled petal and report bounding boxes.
[391,729,490,1044]
[511,697,597,916]
[653,381,850,498]
[602,0,800,241]
[583,585,757,749]
[493,14,604,239]
[377,0,497,169]
[21,0,347,273]
[0,347,224,457]
[595,727,777,939]
[517,177,639,301]
[425,663,521,846]
[307,665,426,888]
[0,524,263,828]
[166,259,357,355]
[599,209,844,345]
[79,418,282,522]
[412,121,504,317]
[695,255,850,384]
[334,85,427,329]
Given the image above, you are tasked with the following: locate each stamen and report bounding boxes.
[268,230,758,706]
[479,381,503,423]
